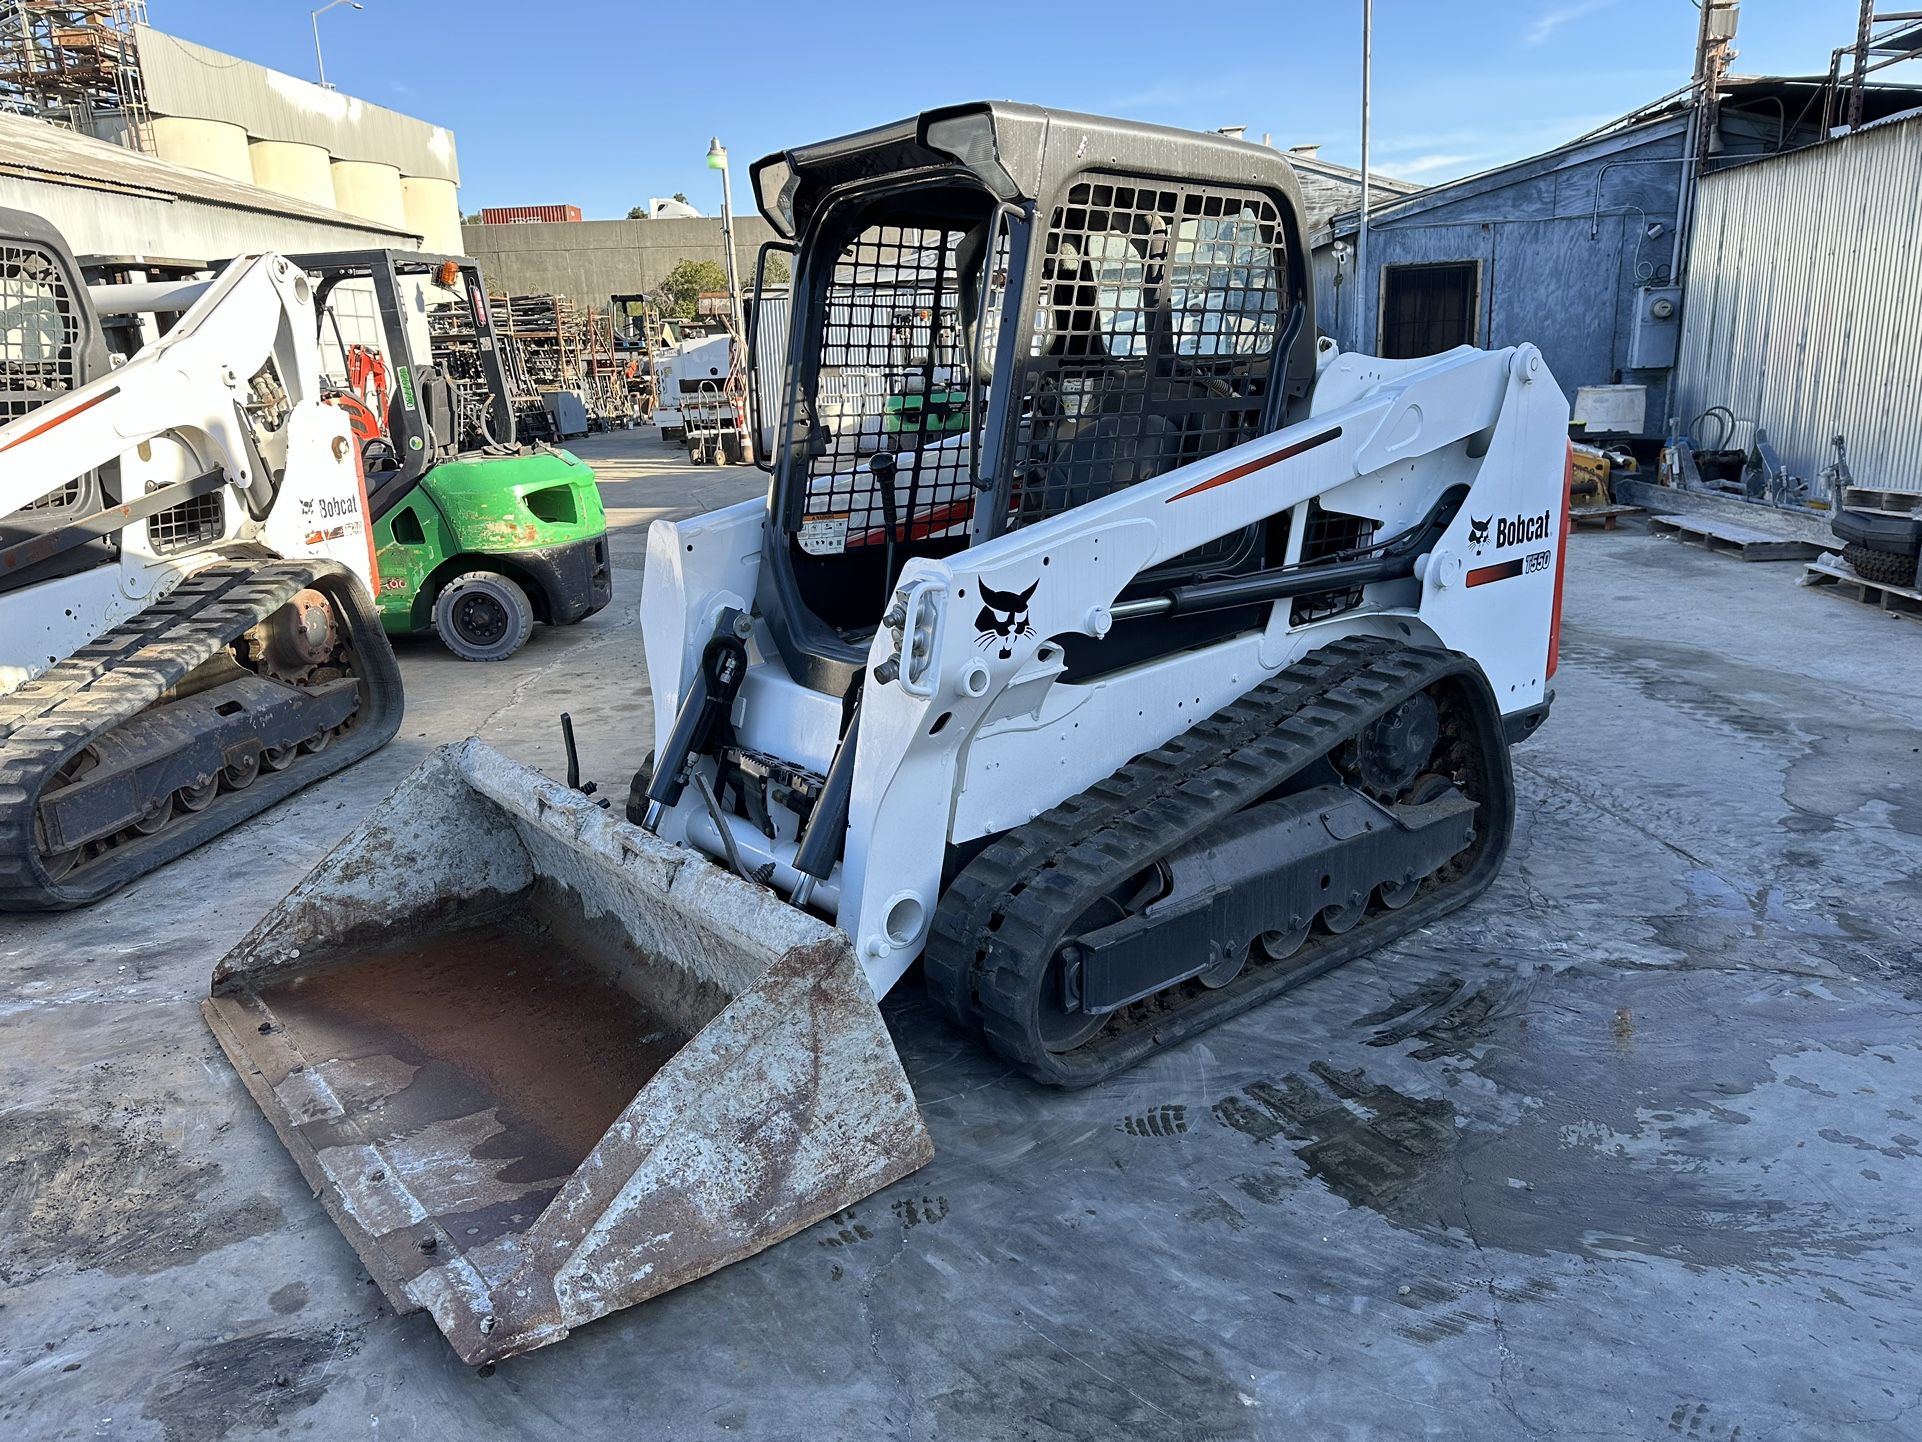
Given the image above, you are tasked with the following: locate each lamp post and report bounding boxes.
[706,137,746,342]
[708,136,750,444]
[311,0,363,91]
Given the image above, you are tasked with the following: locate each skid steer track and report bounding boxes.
[925,637,1515,1087]
[0,555,402,910]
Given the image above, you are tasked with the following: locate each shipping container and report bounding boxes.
[478,204,582,224]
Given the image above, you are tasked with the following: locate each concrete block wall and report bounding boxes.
[459,216,780,304]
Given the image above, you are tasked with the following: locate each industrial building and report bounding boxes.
[1315,77,1922,440]
[0,3,461,256]
[0,108,413,259]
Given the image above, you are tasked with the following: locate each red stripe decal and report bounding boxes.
[0,386,119,453]
[850,497,974,549]
[1466,558,1525,588]
[1165,426,1343,503]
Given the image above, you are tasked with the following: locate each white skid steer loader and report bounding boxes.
[206,103,1570,1364]
[0,210,401,909]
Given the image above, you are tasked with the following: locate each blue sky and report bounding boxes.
[155,2,1891,217]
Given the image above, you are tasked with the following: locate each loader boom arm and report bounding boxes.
[0,253,327,536]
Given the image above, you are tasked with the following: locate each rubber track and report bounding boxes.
[925,638,1515,1088]
[1841,541,1920,590]
[0,555,404,910]
[924,634,1396,1030]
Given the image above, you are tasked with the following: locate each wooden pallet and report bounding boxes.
[1802,550,1922,623]
[1841,486,1922,519]
[1570,503,1640,531]
[1649,513,1824,561]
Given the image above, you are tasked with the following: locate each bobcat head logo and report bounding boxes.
[974,579,1037,660]
[1467,515,1490,547]
[298,496,314,518]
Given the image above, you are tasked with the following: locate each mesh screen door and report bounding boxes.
[1007,176,1285,544]
[794,223,974,553]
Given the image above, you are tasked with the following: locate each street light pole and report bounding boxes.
[311,0,364,91]
[706,137,746,343]
[708,136,750,444]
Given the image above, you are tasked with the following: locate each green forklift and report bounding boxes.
[293,251,611,661]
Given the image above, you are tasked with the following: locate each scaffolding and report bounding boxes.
[0,1,151,151]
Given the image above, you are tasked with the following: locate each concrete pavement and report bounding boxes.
[3,434,1919,1441]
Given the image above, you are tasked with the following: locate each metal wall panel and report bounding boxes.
[1675,116,1922,493]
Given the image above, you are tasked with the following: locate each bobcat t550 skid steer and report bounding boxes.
[205,103,1569,1364]
[0,210,401,910]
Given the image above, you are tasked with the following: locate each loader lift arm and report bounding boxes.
[0,214,402,910]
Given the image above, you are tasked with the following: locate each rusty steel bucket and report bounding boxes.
[203,739,932,1365]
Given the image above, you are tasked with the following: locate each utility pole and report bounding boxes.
[1670,1,1738,282]
[1358,0,1372,351]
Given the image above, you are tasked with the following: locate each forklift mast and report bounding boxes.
[289,251,519,508]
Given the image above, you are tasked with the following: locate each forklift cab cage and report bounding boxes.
[746,101,1321,697]
[285,250,518,517]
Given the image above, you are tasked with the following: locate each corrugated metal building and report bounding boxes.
[1315,80,1922,439]
[1673,112,1922,495]
[0,110,413,261]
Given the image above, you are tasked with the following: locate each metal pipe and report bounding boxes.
[86,280,212,315]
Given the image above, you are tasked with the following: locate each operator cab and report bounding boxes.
[748,102,1319,696]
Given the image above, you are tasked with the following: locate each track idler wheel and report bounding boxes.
[132,795,173,836]
[177,777,218,812]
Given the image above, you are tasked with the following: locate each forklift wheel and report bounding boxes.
[433,571,534,663]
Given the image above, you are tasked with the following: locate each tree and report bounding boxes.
[626,205,649,219]
[657,258,729,318]
[672,191,689,204]
[763,253,791,286]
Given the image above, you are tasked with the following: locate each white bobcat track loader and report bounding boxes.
[206,103,1568,1364]
[0,210,401,908]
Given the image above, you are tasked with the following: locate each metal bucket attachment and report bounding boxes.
[203,739,932,1364]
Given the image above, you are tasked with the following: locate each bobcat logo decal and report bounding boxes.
[974,579,1037,660]
[1467,515,1490,547]
[298,496,314,519]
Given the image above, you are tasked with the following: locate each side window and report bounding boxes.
[0,242,84,514]
[0,243,78,421]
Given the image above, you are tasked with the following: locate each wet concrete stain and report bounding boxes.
[1182,1191,1249,1233]
[267,1281,309,1315]
[891,1194,949,1229]
[0,1065,283,1283]
[926,1331,1254,1442]
[1668,1398,1744,1438]
[1120,1104,1188,1137]
[816,1206,874,1249]
[1212,1040,1891,1275]
[139,1325,360,1442]
[1357,972,1541,1060]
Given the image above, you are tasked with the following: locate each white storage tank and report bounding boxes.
[248,139,338,209]
[401,175,463,254]
[330,159,405,228]
[150,116,251,182]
